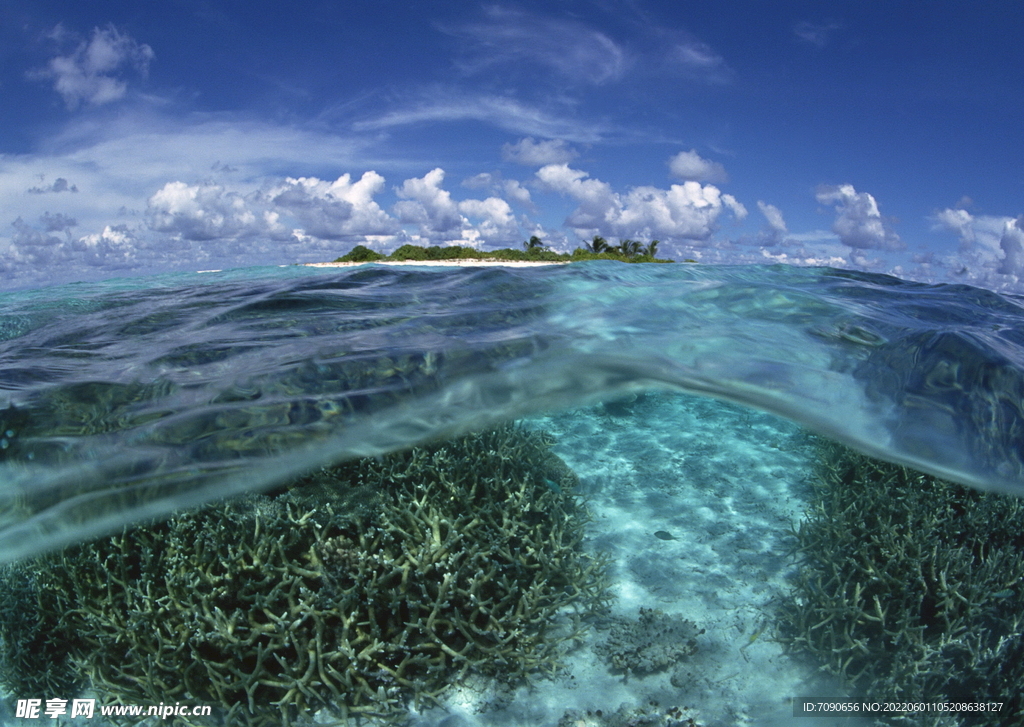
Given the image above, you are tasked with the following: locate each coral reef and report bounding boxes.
[594,608,703,676]
[0,559,82,699]
[0,425,608,726]
[779,441,1024,726]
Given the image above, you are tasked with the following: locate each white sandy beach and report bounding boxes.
[305,260,572,268]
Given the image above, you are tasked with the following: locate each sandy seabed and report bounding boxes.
[398,392,870,727]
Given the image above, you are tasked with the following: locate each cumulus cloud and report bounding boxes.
[815,184,903,252]
[7,216,72,267]
[757,201,787,235]
[27,177,79,194]
[998,218,1024,276]
[146,182,285,242]
[932,207,976,246]
[269,172,398,240]
[458,196,518,243]
[3,213,146,274]
[502,180,533,208]
[32,25,154,109]
[394,168,464,237]
[442,6,626,85]
[147,174,400,245]
[536,163,745,242]
[71,225,140,268]
[393,168,521,246]
[668,149,728,184]
[502,137,578,166]
[933,208,1024,278]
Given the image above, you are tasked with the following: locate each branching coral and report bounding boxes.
[779,441,1024,727]
[0,425,609,726]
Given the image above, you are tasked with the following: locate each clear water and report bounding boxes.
[2,261,1024,563]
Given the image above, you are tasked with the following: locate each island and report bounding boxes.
[307,237,682,268]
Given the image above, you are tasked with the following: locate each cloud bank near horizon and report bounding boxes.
[4,120,1023,294]
[3,9,1023,295]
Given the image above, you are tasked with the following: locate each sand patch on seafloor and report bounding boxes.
[400,392,871,727]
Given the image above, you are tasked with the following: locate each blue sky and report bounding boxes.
[1,1,1023,291]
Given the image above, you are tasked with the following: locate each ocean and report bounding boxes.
[1,260,1023,726]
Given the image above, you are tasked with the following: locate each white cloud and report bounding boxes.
[392,168,522,246]
[536,163,745,242]
[502,180,533,208]
[502,137,578,166]
[461,173,494,189]
[442,6,626,85]
[3,215,147,276]
[72,225,140,268]
[269,172,398,239]
[669,149,728,184]
[998,218,1024,276]
[722,194,747,220]
[32,25,154,110]
[933,208,1024,279]
[458,196,518,243]
[815,184,903,252]
[794,21,842,47]
[757,201,788,237]
[394,168,464,237]
[146,182,283,242]
[353,94,607,143]
[932,207,976,245]
[667,41,729,80]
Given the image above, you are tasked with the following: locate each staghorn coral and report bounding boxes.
[0,559,83,699]
[0,425,609,726]
[779,441,1024,727]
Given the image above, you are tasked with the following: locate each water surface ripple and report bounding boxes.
[2,262,1023,562]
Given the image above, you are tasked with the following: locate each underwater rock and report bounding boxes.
[595,608,703,676]
[558,702,703,727]
[0,425,609,726]
[779,441,1024,726]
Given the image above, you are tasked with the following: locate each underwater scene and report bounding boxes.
[2,261,1024,727]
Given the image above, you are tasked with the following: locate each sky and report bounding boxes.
[1,0,1023,291]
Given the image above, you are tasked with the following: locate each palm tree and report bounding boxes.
[643,240,660,258]
[617,239,643,258]
[523,235,545,251]
[585,235,609,253]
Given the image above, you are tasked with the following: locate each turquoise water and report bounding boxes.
[2,261,1024,563]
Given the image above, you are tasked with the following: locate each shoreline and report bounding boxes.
[305,259,572,268]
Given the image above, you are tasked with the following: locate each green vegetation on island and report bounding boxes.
[333,235,674,264]
[0,426,609,727]
[780,442,1024,726]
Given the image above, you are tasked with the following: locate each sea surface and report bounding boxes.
[2,260,1024,563]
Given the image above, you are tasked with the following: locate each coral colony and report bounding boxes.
[0,426,610,726]
[780,442,1024,727]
